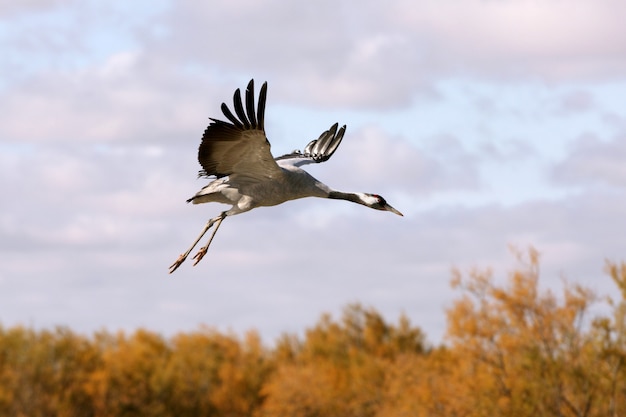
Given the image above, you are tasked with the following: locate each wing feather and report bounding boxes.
[275,123,346,167]
[246,81,257,128]
[220,103,244,129]
[233,88,251,129]
[198,80,281,184]
[257,83,267,131]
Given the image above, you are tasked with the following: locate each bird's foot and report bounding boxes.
[192,246,208,266]
[169,254,187,274]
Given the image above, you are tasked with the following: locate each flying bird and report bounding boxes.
[169,79,402,273]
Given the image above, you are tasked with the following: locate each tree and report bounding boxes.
[260,304,426,417]
[590,261,626,417]
[162,328,270,417]
[443,248,601,416]
[1,250,625,416]
[85,329,170,417]
[0,326,100,417]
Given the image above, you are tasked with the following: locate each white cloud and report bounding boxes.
[553,132,626,188]
[555,90,596,115]
[0,0,73,17]
[1,0,625,344]
[4,177,622,342]
[3,0,626,114]
[312,126,481,201]
[388,0,626,81]
[0,54,212,142]
[142,0,626,106]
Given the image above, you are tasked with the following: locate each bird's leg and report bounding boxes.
[168,213,224,273]
[192,212,226,266]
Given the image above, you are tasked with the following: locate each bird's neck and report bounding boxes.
[328,191,368,206]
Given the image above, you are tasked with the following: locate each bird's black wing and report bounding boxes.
[275,123,346,167]
[197,80,282,183]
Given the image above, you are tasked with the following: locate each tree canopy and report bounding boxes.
[1,249,624,417]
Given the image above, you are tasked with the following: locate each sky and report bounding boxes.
[1,0,626,345]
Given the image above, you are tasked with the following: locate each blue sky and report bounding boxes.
[1,0,625,344]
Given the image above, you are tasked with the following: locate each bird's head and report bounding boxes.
[360,193,403,216]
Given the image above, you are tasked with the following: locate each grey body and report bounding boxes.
[190,163,331,212]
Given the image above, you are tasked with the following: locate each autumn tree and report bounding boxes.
[260,303,426,417]
[0,326,100,417]
[161,328,271,417]
[85,329,171,417]
[590,261,626,416]
[437,248,603,416]
[1,250,625,417]
[377,248,626,417]
[83,327,271,417]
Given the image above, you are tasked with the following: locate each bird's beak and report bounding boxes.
[384,204,403,217]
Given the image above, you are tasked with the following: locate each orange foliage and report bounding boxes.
[261,305,425,417]
[0,249,625,416]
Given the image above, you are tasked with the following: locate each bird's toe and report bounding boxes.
[192,247,208,266]
[169,254,187,274]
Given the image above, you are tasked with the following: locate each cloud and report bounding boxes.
[0,0,72,18]
[150,0,626,106]
[145,0,433,108]
[0,50,218,142]
[0,141,195,255]
[1,0,625,346]
[552,132,626,188]
[138,0,626,109]
[555,90,596,115]
[3,0,626,132]
[314,126,481,199]
[387,0,626,81]
[3,169,622,343]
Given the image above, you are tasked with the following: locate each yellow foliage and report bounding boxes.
[0,249,625,416]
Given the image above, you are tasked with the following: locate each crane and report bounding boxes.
[169,79,403,273]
